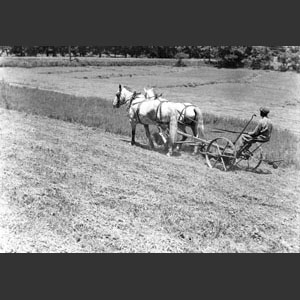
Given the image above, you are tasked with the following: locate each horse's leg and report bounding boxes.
[192,109,205,155]
[176,123,187,151]
[144,124,155,149]
[167,113,178,156]
[158,126,167,145]
[130,121,137,146]
[191,123,199,155]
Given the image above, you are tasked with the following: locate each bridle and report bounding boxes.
[114,91,124,108]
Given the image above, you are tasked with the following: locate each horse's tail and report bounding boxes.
[193,107,205,139]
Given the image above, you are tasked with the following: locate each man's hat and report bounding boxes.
[260,107,270,114]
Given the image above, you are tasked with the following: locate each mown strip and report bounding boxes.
[1,81,299,169]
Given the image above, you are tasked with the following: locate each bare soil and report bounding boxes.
[1,108,299,252]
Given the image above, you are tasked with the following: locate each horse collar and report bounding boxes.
[127,91,138,110]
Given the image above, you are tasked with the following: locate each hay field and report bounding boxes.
[1,62,300,136]
[0,58,299,253]
[1,108,299,252]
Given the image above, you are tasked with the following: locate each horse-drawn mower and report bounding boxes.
[161,114,283,172]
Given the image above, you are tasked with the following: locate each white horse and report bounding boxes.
[144,87,205,154]
[113,84,179,156]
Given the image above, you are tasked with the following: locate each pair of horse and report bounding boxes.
[113,84,205,156]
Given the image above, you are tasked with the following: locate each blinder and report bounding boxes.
[115,91,121,108]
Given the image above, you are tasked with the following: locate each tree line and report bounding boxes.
[1,46,299,71]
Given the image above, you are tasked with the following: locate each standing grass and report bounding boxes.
[0,80,145,137]
[1,81,299,169]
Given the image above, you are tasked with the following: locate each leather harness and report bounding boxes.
[177,104,197,125]
[150,94,197,125]
[128,93,169,125]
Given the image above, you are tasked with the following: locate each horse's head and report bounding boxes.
[144,87,163,100]
[144,87,156,100]
[113,84,131,108]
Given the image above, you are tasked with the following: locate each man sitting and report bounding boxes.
[239,107,273,155]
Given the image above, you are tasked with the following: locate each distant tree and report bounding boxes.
[180,46,200,58]
[108,46,118,57]
[119,46,130,57]
[67,46,71,60]
[57,46,69,57]
[127,46,146,58]
[244,46,272,70]
[155,46,175,58]
[44,46,57,57]
[25,46,39,56]
[146,46,159,58]
[0,46,11,56]
[289,53,300,72]
[174,52,188,67]
[78,46,89,57]
[91,46,106,57]
[10,46,26,56]
[278,47,300,72]
[199,46,213,62]
[215,46,247,68]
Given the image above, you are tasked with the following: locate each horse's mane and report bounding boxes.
[123,85,133,92]
[155,92,163,99]
[144,87,163,99]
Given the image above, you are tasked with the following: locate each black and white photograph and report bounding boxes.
[0,45,299,253]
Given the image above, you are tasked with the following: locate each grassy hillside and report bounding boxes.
[1,107,299,252]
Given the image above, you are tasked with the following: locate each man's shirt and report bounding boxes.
[249,117,273,141]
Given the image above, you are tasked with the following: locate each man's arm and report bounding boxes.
[248,122,262,137]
